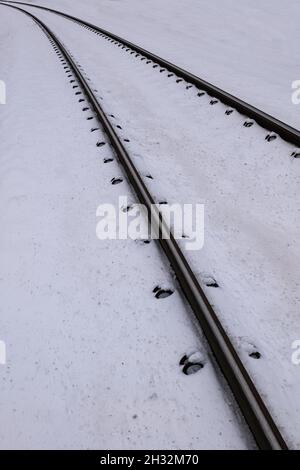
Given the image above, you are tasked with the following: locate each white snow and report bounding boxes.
[0,0,299,450]
[0,4,254,450]
[19,0,300,129]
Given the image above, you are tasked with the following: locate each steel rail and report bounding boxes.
[1,2,288,450]
[2,0,300,148]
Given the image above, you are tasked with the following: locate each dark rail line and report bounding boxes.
[2,0,300,148]
[0,2,288,450]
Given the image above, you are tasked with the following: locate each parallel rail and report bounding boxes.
[2,0,300,148]
[0,2,288,450]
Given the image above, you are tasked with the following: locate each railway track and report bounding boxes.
[2,0,300,150]
[0,2,289,450]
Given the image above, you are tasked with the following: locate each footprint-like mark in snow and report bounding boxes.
[121,204,134,213]
[249,351,261,359]
[111,177,123,185]
[265,133,277,142]
[135,239,151,246]
[201,274,219,288]
[240,338,262,360]
[291,149,300,158]
[153,285,174,299]
[179,351,205,375]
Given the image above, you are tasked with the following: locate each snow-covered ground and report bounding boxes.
[11,0,300,129]
[0,4,254,450]
[0,0,299,450]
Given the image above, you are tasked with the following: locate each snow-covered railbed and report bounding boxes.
[0,5,257,449]
[11,0,300,130]
[8,4,300,448]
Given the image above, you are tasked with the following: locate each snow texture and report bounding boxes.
[0,0,299,449]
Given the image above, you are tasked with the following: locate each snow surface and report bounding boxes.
[13,0,300,129]
[0,4,254,449]
[0,0,300,450]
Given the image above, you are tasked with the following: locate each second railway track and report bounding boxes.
[0,2,289,450]
[2,0,300,149]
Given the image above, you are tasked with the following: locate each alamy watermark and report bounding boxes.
[96,196,204,251]
[291,340,300,365]
[0,80,6,104]
[0,340,6,365]
[291,80,300,104]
